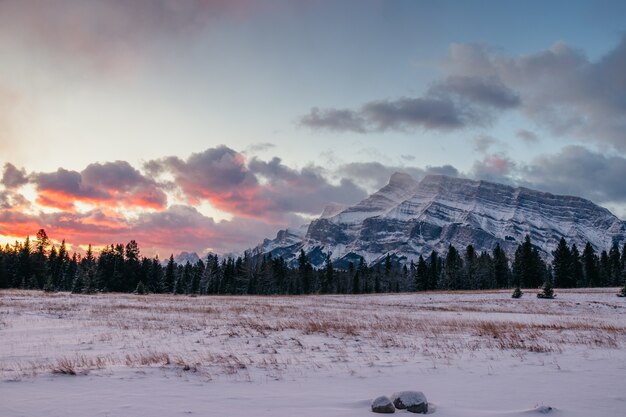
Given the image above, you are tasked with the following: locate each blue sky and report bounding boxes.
[1,0,625,255]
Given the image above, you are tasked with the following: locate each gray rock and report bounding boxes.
[371,396,395,413]
[390,391,428,413]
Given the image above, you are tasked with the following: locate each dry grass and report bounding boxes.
[1,289,624,380]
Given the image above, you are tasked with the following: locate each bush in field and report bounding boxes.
[511,286,523,298]
[134,281,148,295]
[537,276,555,299]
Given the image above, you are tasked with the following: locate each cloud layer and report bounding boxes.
[1,146,369,255]
[301,36,626,152]
[301,75,520,133]
[4,143,626,255]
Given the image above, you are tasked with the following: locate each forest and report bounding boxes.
[0,229,625,295]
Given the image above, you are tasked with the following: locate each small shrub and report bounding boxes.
[537,278,555,299]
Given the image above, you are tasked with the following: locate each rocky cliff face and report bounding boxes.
[254,173,626,268]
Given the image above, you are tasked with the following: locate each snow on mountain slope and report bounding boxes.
[255,174,626,267]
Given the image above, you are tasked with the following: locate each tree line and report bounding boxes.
[0,230,624,295]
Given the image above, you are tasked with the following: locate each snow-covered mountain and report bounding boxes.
[253,173,626,268]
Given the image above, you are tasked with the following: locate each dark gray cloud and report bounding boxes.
[159,146,257,196]
[248,157,368,215]
[300,108,368,133]
[518,146,626,204]
[448,38,626,150]
[1,163,28,189]
[516,129,539,144]
[147,146,367,221]
[433,75,520,109]
[32,161,167,210]
[360,97,466,131]
[301,68,521,134]
[302,37,626,148]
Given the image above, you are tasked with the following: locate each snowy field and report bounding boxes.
[1,289,625,416]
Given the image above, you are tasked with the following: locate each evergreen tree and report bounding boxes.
[18,236,32,288]
[476,251,496,289]
[582,242,600,287]
[124,240,141,292]
[81,245,97,294]
[164,254,176,293]
[608,243,622,286]
[428,251,440,290]
[134,281,148,295]
[552,238,572,288]
[570,244,583,288]
[442,244,463,290]
[513,235,545,288]
[492,244,510,288]
[321,254,334,294]
[414,255,429,291]
[190,259,204,294]
[537,270,555,299]
[511,286,523,298]
[599,250,611,286]
[463,244,478,289]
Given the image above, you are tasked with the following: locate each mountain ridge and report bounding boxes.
[253,173,626,268]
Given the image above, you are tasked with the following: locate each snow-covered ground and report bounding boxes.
[1,289,625,416]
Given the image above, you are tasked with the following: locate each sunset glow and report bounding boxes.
[1,0,626,257]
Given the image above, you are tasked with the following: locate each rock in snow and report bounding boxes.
[253,173,626,268]
[390,391,428,413]
[371,395,395,413]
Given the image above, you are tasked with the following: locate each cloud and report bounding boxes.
[518,146,626,204]
[1,163,28,189]
[32,161,167,211]
[301,72,520,134]
[516,129,539,144]
[473,134,498,153]
[300,108,369,133]
[447,38,626,150]
[248,157,367,215]
[0,0,265,74]
[301,94,495,133]
[336,161,459,190]
[0,203,293,256]
[301,36,626,148]
[471,154,515,183]
[149,146,368,221]
[433,75,520,109]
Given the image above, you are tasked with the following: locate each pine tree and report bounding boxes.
[492,244,510,288]
[322,254,334,294]
[537,270,555,299]
[608,243,622,286]
[415,255,429,291]
[443,244,463,290]
[428,251,440,290]
[463,245,478,289]
[552,238,572,288]
[134,281,148,295]
[513,235,546,288]
[298,250,312,294]
[164,254,176,293]
[511,286,523,298]
[582,242,600,287]
[570,244,583,288]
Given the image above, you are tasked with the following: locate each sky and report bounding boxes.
[1,0,626,257]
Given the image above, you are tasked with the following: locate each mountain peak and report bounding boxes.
[388,172,418,188]
[254,175,626,268]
